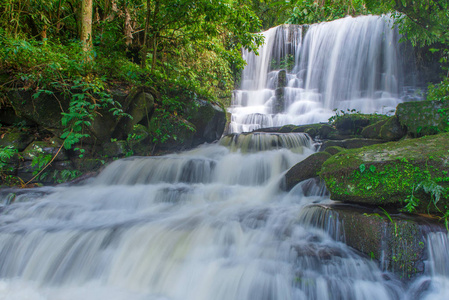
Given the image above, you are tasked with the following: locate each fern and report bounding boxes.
[415,179,444,206]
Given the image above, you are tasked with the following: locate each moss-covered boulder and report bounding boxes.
[331,113,388,135]
[320,133,449,212]
[0,129,34,151]
[284,152,331,190]
[22,138,68,161]
[396,100,449,137]
[324,146,344,155]
[322,138,385,150]
[111,90,154,140]
[362,116,406,141]
[189,99,226,146]
[0,106,34,126]
[300,204,442,279]
[8,89,69,129]
[100,140,129,158]
[274,123,337,139]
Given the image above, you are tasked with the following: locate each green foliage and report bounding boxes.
[0,145,20,185]
[149,95,196,145]
[271,54,295,71]
[328,108,359,124]
[0,145,17,172]
[428,77,449,103]
[287,0,369,24]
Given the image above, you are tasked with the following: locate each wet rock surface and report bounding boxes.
[299,203,446,280]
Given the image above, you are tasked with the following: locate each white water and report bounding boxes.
[229,15,414,133]
[0,15,444,300]
[0,137,407,300]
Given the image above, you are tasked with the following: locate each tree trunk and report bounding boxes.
[150,1,160,71]
[141,0,152,68]
[81,0,93,52]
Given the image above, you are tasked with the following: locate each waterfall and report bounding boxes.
[230,15,414,134]
[0,16,437,300]
[0,135,408,300]
[407,232,449,299]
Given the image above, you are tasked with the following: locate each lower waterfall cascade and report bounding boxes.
[0,16,447,300]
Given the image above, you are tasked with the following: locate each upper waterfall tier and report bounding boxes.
[229,15,419,134]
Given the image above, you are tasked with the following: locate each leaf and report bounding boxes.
[359,164,366,173]
[369,165,376,173]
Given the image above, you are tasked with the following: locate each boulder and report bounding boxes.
[324,146,344,155]
[0,129,35,151]
[8,89,69,129]
[361,118,388,139]
[267,123,337,139]
[0,106,35,126]
[396,100,449,137]
[331,113,388,135]
[361,116,406,141]
[322,138,385,150]
[379,116,406,141]
[111,90,154,140]
[100,140,129,158]
[126,124,152,156]
[90,89,131,142]
[22,138,68,161]
[320,133,449,212]
[189,100,226,146]
[284,151,331,190]
[299,204,444,279]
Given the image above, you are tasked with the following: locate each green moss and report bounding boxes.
[324,146,345,155]
[320,132,449,210]
[396,100,449,137]
[331,113,388,135]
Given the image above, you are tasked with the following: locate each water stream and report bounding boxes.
[0,15,446,300]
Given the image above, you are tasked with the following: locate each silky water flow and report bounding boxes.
[0,15,447,300]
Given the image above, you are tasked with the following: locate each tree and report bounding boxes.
[80,0,93,52]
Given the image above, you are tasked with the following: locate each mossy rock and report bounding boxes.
[332,113,388,135]
[276,123,337,139]
[0,129,35,151]
[8,89,69,129]
[302,204,435,279]
[0,107,35,127]
[396,100,449,137]
[320,132,449,213]
[111,90,154,140]
[379,116,406,141]
[100,140,129,158]
[284,151,331,190]
[22,138,68,161]
[361,116,405,141]
[127,124,153,156]
[361,118,388,139]
[277,69,287,88]
[324,146,345,155]
[73,158,105,172]
[189,99,226,146]
[323,138,385,150]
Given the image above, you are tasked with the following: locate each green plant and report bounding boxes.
[30,153,52,180]
[0,145,19,184]
[403,178,446,215]
[149,95,196,145]
[379,206,397,234]
[328,108,358,124]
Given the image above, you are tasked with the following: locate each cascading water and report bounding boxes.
[229,15,415,133]
[0,15,443,300]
